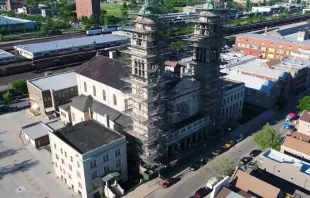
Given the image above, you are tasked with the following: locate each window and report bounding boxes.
[54,143,56,149]
[70,156,73,162]
[56,154,59,160]
[77,161,80,168]
[60,166,62,171]
[61,149,63,154]
[61,111,66,117]
[72,113,75,122]
[103,154,109,162]
[104,165,110,174]
[115,149,121,157]
[61,159,64,164]
[55,162,57,167]
[65,152,67,157]
[102,90,106,101]
[277,170,280,173]
[93,85,96,96]
[68,173,72,179]
[248,90,251,95]
[63,169,66,175]
[125,99,128,110]
[69,165,72,171]
[77,171,81,178]
[78,182,82,188]
[113,94,117,106]
[84,82,87,92]
[78,190,82,196]
[290,177,293,180]
[116,159,122,167]
[91,170,98,180]
[90,160,97,169]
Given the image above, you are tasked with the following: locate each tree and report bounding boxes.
[297,96,310,111]
[89,14,99,25]
[0,34,3,41]
[254,124,281,151]
[2,91,11,105]
[12,80,28,94]
[209,158,236,178]
[121,3,129,19]
[80,16,90,25]
[40,24,49,35]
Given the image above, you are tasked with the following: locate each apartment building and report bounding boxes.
[224,58,289,109]
[75,0,100,19]
[258,149,310,190]
[297,110,310,136]
[281,134,310,163]
[235,29,310,60]
[49,120,128,198]
[220,79,245,126]
[27,72,78,116]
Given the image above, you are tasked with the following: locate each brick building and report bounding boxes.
[75,0,100,19]
[235,30,310,60]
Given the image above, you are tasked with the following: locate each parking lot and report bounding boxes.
[0,109,75,198]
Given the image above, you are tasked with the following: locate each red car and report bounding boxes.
[195,187,209,198]
[162,178,178,188]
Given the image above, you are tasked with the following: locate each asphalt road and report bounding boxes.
[146,94,303,198]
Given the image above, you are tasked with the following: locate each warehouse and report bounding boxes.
[14,34,127,59]
[0,49,16,63]
[0,15,37,30]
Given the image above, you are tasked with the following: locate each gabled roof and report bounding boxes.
[233,170,281,198]
[75,55,127,90]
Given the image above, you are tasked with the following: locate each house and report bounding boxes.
[281,134,310,163]
[49,120,128,198]
[297,110,310,136]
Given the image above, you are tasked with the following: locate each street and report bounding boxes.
[145,97,299,198]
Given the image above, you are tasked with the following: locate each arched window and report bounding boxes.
[84,82,87,92]
[93,86,96,96]
[125,99,128,109]
[113,94,117,106]
[102,90,106,101]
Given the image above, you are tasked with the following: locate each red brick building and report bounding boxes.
[235,30,310,60]
[76,0,100,19]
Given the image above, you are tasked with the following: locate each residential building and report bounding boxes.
[235,30,310,60]
[214,169,285,198]
[220,79,245,126]
[27,72,78,117]
[281,134,310,163]
[270,58,310,94]
[297,110,310,136]
[75,0,100,19]
[258,148,310,190]
[49,120,128,198]
[223,58,289,109]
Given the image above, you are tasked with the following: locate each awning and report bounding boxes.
[102,172,120,182]
[45,107,55,112]
[288,113,296,117]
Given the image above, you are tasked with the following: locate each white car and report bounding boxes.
[234,134,244,143]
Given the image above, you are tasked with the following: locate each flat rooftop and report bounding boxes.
[239,33,310,46]
[225,71,276,94]
[263,149,310,176]
[54,120,123,154]
[274,58,310,70]
[14,34,126,53]
[22,120,65,140]
[28,72,77,91]
[229,58,288,80]
[0,49,15,59]
[222,79,244,91]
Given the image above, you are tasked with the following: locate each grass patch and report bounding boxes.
[174,7,183,12]
[101,3,123,17]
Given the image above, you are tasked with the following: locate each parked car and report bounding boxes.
[250,149,262,157]
[283,123,294,129]
[224,140,235,149]
[212,149,222,157]
[195,187,209,198]
[234,134,244,143]
[162,177,180,188]
[240,157,253,165]
[190,161,201,171]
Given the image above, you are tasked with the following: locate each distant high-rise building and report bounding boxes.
[75,0,100,19]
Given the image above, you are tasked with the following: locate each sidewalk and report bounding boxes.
[123,177,163,198]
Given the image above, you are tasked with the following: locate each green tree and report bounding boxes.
[80,16,90,25]
[40,24,49,35]
[12,80,28,94]
[2,91,11,105]
[297,96,310,111]
[89,14,99,24]
[121,3,129,19]
[209,158,236,178]
[254,124,281,151]
[0,34,3,41]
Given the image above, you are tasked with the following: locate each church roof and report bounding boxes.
[75,55,127,90]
